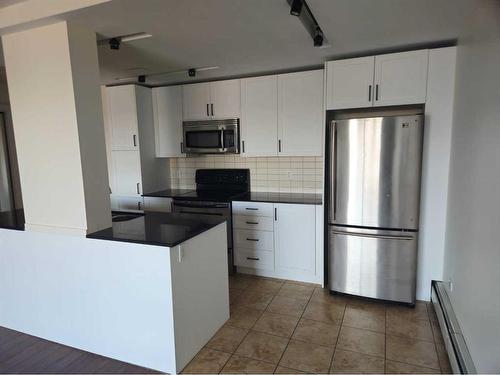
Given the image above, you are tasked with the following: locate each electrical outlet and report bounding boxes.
[448,278,454,292]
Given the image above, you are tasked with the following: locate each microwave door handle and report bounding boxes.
[220,130,226,151]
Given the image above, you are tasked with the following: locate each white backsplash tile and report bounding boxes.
[167,155,324,193]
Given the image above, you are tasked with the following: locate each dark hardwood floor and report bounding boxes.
[0,326,160,374]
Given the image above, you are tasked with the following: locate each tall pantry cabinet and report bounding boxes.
[102,84,169,212]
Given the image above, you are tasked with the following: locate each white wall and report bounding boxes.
[67,23,112,233]
[416,47,456,300]
[443,1,500,372]
[2,21,110,235]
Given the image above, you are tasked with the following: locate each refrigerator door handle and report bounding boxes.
[331,230,414,241]
[329,120,337,222]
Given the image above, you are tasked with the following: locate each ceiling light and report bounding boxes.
[287,0,328,48]
[120,32,153,42]
[290,0,303,16]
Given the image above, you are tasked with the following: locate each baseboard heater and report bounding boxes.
[431,281,476,374]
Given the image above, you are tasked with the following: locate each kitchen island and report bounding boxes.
[0,212,229,374]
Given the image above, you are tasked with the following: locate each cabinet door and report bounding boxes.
[274,204,316,279]
[112,151,142,196]
[153,86,184,157]
[182,83,211,121]
[114,195,144,212]
[326,56,375,110]
[107,85,140,151]
[278,70,324,156]
[209,79,241,119]
[240,75,278,157]
[374,50,429,106]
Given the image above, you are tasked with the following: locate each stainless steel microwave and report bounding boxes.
[183,118,240,154]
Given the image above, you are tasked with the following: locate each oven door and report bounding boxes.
[183,121,239,154]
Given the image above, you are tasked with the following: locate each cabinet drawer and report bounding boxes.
[234,229,274,251]
[235,249,274,270]
[232,201,273,217]
[233,215,274,231]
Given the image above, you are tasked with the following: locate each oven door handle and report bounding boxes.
[177,210,224,216]
[173,202,229,209]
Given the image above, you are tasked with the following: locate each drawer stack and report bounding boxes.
[232,201,274,271]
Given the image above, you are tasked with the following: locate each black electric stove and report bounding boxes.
[171,169,250,274]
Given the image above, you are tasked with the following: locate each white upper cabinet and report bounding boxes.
[182,80,241,121]
[240,75,278,157]
[274,203,316,279]
[373,50,429,106]
[153,86,184,157]
[209,79,241,119]
[107,85,140,150]
[182,82,211,121]
[326,56,375,110]
[326,50,429,109]
[278,70,324,156]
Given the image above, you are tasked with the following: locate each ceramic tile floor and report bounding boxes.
[182,274,451,374]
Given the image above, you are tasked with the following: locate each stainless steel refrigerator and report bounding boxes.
[327,113,423,305]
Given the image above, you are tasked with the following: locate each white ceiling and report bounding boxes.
[24,0,482,84]
[0,0,27,8]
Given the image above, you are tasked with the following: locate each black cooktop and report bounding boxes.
[172,189,247,202]
[173,169,250,202]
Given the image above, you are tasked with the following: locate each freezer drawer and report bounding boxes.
[329,226,418,304]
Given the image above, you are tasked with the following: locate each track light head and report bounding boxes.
[290,0,303,16]
[109,37,120,50]
[313,28,324,47]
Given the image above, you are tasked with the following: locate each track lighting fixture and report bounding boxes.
[99,32,153,51]
[290,0,303,16]
[287,0,328,48]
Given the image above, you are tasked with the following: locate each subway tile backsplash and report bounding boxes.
[168,155,324,193]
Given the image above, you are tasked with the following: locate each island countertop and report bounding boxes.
[87,211,227,247]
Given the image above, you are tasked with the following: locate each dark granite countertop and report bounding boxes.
[0,209,25,230]
[87,211,227,247]
[233,192,323,205]
[142,188,322,205]
[142,189,194,198]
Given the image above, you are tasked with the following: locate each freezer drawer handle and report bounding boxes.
[245,207,258,211]
[246,238,259,242]
[331,230,413,241]
[246,257,260,261]
[246,221,259,225]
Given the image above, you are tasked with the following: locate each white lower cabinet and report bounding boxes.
[274,203,316,280]
[111,195,144,212]
[233,201,322,284]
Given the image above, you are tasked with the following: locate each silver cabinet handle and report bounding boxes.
[246,221,259,225]
[246,238,259,242]
[375,84,379,101]
[211,103,214,116]
[133,134,137,147]
[246,257,259,261]
[180,142,184,153]
[331,230,413,241]
[278,139,282,153]
[245,207,258,211]
[242,140,245,153]
[274,207,277,221]
[368,85,372,101]
[206,104,210,117]
[137,201,142,211]
[136,183,140,195]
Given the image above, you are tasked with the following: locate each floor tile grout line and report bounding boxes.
[328,294,347,373]
[271,286,315,373]
[387,358,443,372]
